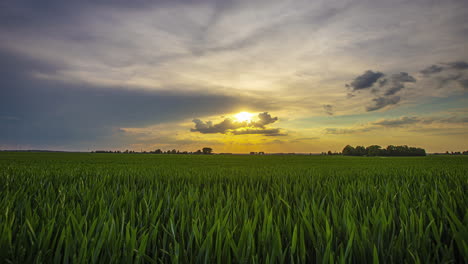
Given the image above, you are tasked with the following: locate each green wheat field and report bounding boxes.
[0,152,467,263]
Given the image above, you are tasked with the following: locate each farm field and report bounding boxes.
[0,153,467,263]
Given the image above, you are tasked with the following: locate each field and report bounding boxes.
[0,153,467,263]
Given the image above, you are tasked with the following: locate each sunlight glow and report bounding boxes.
[234,112,254,123]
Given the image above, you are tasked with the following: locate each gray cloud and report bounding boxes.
[446,61,468,70]
[346,70,384,91]
[373,116,420,127]
[392,72,416,83]
[0,50,275,148]
[346,70,415,111]
[191,118,244,134]
[420,61,468,76]
[458,79,468,89]
[323,104,334,115]
[383,84,404,96]
[191,112,282,135]
[325,114,468,136]
[419,61,468,90]
[420,65,444,75]
[366,96,401,111]
[253,112,278,128]
[372,115,468,128]
[382,72,416,96]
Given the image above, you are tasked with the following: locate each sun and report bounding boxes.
[234,112,254,123]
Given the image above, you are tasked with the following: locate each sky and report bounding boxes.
[1,0,467,153]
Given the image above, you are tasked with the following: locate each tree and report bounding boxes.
[355,146,366,156]
[342,145,355,156]
[155,149,162,154]
[202,147,213,154]
[366,145,382,156]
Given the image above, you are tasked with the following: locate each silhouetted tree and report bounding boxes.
[343,144,425,156]
[342,145,355,156]
[202,147,213,154]
[366,145,382,156]
[355,146,366,156]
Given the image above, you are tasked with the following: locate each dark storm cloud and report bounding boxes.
[366,96,401,111]
[346,70,384,91]
[191,112,281,135]
[0,51,270,147]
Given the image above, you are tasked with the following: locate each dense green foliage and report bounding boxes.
[0,153,467,263]
[342,145,426,156]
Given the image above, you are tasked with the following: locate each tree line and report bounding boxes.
[342,145,426,156]
[93,147,213,154]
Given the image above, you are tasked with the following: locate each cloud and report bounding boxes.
[252,112,278,128]
[366,96,401,111]
[346,70,415,112]
[323,127,375,135]
[323,104,334,115]
[382,72,416,96]
[446,61,468,70]
[420,65,444,76]
[373,116,420,127]
[323,114,468,137]
[372,115,468,127]
[392,72,416,83]
[0,50,278,148]
[232,128,287,136]
[191,112,283,135]
[418,61,468,91]
[346,70,384,91]
[420,61,468,75]
[191,118,244,134]
[435,116,468,124]
[458,79,468,89]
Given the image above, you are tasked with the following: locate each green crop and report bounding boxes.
[0,153,467,263]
